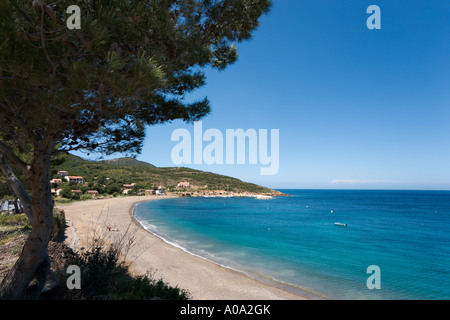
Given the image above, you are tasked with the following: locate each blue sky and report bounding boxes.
[79,1,450,190]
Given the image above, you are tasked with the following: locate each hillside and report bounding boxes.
[53,154,281,196]
[100,157,156,168]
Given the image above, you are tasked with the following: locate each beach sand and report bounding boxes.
[60,195,310,300]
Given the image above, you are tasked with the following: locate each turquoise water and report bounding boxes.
[133,190,450,300]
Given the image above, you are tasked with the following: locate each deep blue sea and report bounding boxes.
[133,190,450,300]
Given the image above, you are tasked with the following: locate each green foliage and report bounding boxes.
[53,198,73,205]
[59,187,72,199]
[70,193,80,200]
[0,213,31,245]
[0,1,272,297]
[52,208,66,240]
[0,209,188,299]
[106,184,120,194]
[0,0,272,158]
[56,154,273,194]
[0,213,30,227]
[101,157,156,168]
[66,240,190,300]
[80,194,93,201]
[53,209,65,226]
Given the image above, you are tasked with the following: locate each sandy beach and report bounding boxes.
[59,195,310,300]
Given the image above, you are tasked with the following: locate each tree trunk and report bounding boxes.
[0,153,33,221]
[0,151,53,299]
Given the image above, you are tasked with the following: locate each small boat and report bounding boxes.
[334,222,348,227]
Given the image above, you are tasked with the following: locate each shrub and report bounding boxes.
[80,194,93,201]
[63,236,190,300]
[52,208,66,240]
[0,213,29,226]
[71,193,80,200]
[59,187,72,199]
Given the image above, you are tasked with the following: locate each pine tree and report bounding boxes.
[0,0,271,299]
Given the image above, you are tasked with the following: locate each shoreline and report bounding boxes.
[60,195,321,300]
[131,198,326,300]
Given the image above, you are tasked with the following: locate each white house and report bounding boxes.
[65,176,84,184]
[177,182,190,188]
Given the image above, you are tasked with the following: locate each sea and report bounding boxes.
[133,189,450,300]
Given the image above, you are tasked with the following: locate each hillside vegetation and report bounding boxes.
[53,154,278,196]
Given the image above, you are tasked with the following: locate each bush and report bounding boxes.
[80,194,93,201]
[63,237,190,300]
[59,187,72,199]
[71,193,80,200]
[0,213,29,227]
[52,208,66,240]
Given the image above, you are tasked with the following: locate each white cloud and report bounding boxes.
[331,179,389,184]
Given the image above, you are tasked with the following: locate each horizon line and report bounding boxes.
[272,188,450,192]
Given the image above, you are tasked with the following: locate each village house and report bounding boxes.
[177,182,190,188]
[122,183,136,194]
[50,179,62,187]
[87,190,99,196]
[144,186,165,195]
[156,186,165,195]
[57,171,68,177]
[65,176,84,184]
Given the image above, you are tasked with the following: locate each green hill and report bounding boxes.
[53,154,280,195]
[100,157,156,168]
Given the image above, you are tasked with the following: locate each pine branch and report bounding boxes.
[0,141,29,174]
